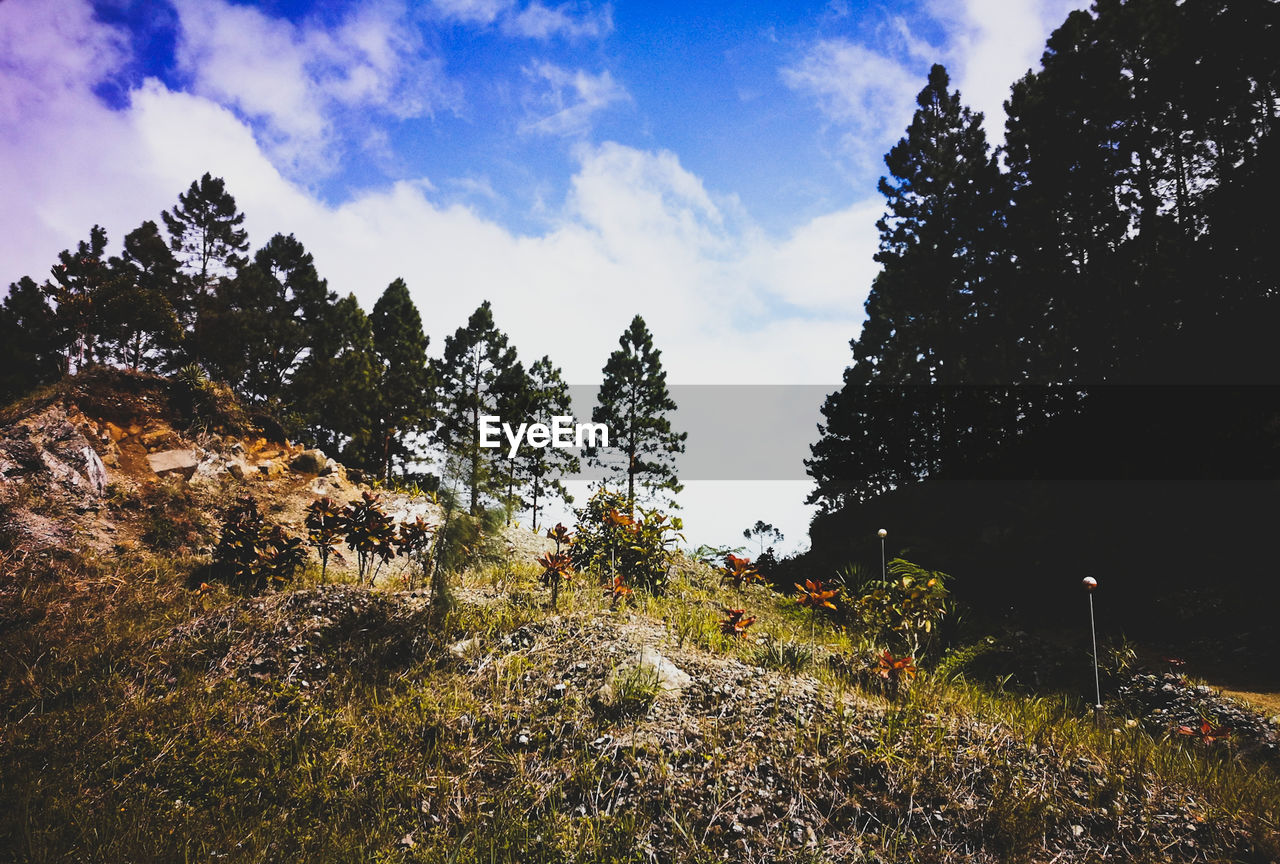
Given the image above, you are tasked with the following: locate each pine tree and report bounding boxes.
[161,172,249,293]
[808,65,1005,510]
[0,277,61,402]
[200,233,333,406]
[291,293,380,463]
[43,225,111,372]
[493,357,531,523]
[516,356,579,531]
[161,173,249,368]
[99,221,184,371]
[591,315,686,509]
[434,301,518,515]
[369,279,432,482]
[859,63,1004,386]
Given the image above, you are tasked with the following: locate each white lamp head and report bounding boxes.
[877,528,887,538]
[1082,576,1098,592]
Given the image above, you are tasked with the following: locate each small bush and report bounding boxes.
[211,495,304,594]
[853,557,950,658]
[571,488,682,593]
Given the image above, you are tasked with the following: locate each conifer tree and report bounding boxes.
[808,65,1005,510]
[591,315,685,509]
[516,356,579,531]
[99,221,184,371]
[161,172,249,293]
[161,173,249,367]
[44,225,111,372]
[434,301,518,514]
[369,278,432,482]
[200,233,333,406]
[0,277,61,402]
[291,293,379,464]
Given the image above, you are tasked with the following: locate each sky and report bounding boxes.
[0,0,1086,553]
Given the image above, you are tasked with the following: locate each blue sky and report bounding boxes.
[0,0,1085,549]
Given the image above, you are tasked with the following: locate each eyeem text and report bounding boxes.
[478,415,609,459]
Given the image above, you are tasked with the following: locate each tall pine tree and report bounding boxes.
[591,315,685,509]
[291,292,380,464]
[515,356,579,530]
[434,301,518,515]
[200,233,334,407]
[99,221,184,371]
[0,277,61,402]
[809,65,1006,510]
[369,279,432,482]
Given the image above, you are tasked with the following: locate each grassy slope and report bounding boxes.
[1,530,1277,864]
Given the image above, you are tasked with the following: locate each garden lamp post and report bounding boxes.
[1084,576,1103,724]
[877,528,887,582]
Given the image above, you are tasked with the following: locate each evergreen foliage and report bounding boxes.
[433,301,519,515]
[591,315,685,509]
[368,278,432,481]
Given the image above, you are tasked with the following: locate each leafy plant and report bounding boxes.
[257,525,306,589]
[795,578,839,611]
[211,495,304,594]
[853,558,950,658]
[875,649,918,696]
[719,607,757,638]
[604,575,632,609]
[1176,717,1232,746]
[396,516,435,591]
[537,551,573,608]
[546,522,572,554]
[304,496,345,583]
[342,491,397,586]
[718,553,760,591]
[570,488,683,593]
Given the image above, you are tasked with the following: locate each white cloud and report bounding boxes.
[430,0,514,26]
[786,0,1090,157]
[0,0,128,130]
[503,2,613,39]
[520,63,629,136]
[926,0,1089,141]
[431,0,611,39]
[781,39,922,171]
[171,0,457,174]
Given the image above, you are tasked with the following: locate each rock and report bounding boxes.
[81,446,108,495]
[449,637,480,658]
[227,460,247,480]
[319,458,347,482]
[289,449,327,474]
[257,460,285,479]
[636,646,692,691]
[147,449,198,478]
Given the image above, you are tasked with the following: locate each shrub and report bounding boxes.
[853,558,950,658]
[304,496,345,583]
[342,491,397,586]
[570,488,683,593]
[212,495,304,594]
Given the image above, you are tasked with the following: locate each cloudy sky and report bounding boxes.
[0,0,1084,551]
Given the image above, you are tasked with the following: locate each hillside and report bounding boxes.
[1,371,1278,863]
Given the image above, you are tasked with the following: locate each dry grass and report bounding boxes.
[1,539,1277,863]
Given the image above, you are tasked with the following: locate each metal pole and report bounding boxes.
[1085,576,1103,725]
[878,528,887,582]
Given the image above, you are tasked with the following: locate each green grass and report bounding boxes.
[1,541,1277,863]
